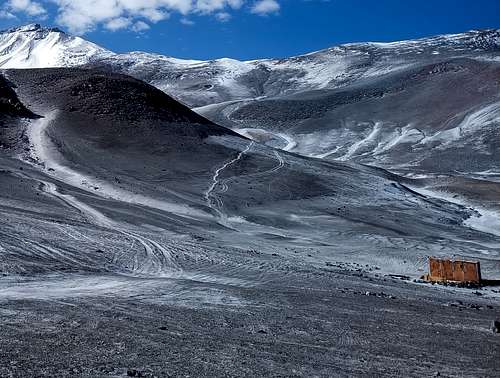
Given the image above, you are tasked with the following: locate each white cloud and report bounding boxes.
[195,0,243,14]
[251,0,280,15]
[105,17,131,31]
[215,12,231,22]
[0,10,17,19]
[132,20,151,32]
[4,0,281,34]
[180,18,195,26]
[7,0,46,16]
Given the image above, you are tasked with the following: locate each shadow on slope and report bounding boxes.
[0,73,39,151]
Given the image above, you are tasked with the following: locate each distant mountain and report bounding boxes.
[3,24,500,178]
[201,57,500,177]
[0,24,112,68]
[1,24,499,107]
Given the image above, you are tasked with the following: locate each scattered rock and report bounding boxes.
[387,274,410,281]
[492,320,500,333]
[127,369,143,377]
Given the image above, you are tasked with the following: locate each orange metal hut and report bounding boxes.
[425,257,481,284]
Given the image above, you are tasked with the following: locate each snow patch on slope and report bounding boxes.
[412,187,500,237]
[420,102,500,148]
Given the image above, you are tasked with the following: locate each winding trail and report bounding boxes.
[38,179,183,278]
[26,113,207,222]
[270,150,285,173]
[220,149,285,194]
[16,115,275,285]
[277,133,297,152]
[266,150,285,193]
[204,141,254,220]
[205,146,286,220]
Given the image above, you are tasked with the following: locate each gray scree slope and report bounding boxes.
[0,27,498,377]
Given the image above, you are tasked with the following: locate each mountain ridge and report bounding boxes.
[1,24,500,107]
[2,23,500,62]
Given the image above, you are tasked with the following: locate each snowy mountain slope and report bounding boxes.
[199,57,500,177]
[2,24,500,177]
[1,24,499,107]
[93,28,500,107]
[0,24,112,68]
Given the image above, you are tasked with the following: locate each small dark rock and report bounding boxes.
[127,369,143,377]
[492,320,500,333]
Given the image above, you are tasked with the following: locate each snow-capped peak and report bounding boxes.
[0,24,113,69]
[1,25,499,108]
[4,23,42,33]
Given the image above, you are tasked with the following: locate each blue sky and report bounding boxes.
[1,0,499,60]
